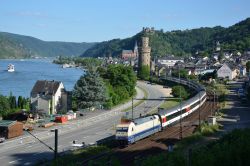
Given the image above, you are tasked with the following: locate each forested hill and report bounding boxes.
[82,17,250,58]
[0,32,96,59]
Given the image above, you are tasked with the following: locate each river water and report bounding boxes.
[0,59,83,97]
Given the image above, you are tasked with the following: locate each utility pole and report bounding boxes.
[132,97,134,120]
[179,66,182,140]
[26,129,58,161]
[216,94,219,114]
[54,129,58,160]
[199,91,201,127]
[213,90,216,116]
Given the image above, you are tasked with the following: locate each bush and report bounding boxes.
[101,65,137,109]
[171,85,190,99]
[138,65,150,80]
[172,69,188,79]
[199,123,219,136]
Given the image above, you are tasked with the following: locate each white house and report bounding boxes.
[217,63,238,80]
[30,80,70,115]
[157,56,184,67]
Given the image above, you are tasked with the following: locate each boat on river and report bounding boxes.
[7,64,15,72]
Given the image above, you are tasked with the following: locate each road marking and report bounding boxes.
[24,162,31,165]
[9,159,22,164]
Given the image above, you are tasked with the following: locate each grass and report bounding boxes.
[159,99,180,109]
[37,146,111,166]
[150,98,180,114]
[198,122,220,136]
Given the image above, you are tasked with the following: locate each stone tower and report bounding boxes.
[139,36,151,68]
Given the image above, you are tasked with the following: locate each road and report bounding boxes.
[217,81,250,131]
[0,81,167,165]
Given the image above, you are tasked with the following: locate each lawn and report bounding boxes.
[160,99,180,109]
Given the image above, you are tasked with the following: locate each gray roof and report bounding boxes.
[158,56,184,61]
[133,115,155,126]
[224,62,237,71]
[31,80,61,95]
[122,50,133,54]
[0,120,16,127]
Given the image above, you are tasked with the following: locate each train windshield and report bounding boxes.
[116,127,128,132]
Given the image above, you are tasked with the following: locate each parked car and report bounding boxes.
[0,137,5,143]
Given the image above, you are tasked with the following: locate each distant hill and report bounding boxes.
[82,18,250,58]
[0,32,96,59]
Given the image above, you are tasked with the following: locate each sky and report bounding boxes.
[0,0,249,42]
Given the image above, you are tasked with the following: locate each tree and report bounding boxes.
[101,65,137,108]
[0,95,10,116]
[200,70,217,81]
[218,51,224,62]
[17,96,24,108]
[172,69,188,79]
[246,61,250,73]
[73,68,107,109]
[171,85,189,99]
[201,51,209,57]
[9,96,16,109]
[138,65,150,80]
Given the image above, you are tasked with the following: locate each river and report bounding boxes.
[0,59,84,97]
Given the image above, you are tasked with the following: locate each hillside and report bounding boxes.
[0,32,96,59]
[82,17,250,57]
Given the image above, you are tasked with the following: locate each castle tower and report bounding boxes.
[139,36,151,68]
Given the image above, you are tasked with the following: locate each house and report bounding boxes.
[0,120,23,139]
[193,64,207,75]
[30,80,70,115]
[157,56,184,67]
[239,66,247,76]
[217,63,238,80]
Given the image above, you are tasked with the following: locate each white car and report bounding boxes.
[0,137,5,143]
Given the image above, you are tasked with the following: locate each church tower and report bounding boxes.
[133,41,139,58]
[215,41,221,52]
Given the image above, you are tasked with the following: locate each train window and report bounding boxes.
[190,101,199,109]
[167,110,182,120]
[116,127,128,132]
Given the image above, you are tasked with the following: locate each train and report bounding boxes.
[115,77,207,144]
